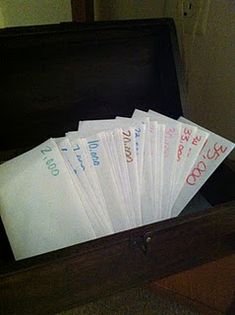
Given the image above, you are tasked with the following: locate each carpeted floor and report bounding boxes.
[57,287,199,315]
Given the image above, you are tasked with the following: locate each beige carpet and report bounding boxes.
[57,287,199,315]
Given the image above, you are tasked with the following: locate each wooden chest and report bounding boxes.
[0,19,234,315]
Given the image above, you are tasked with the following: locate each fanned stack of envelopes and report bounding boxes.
[0,109,234,260]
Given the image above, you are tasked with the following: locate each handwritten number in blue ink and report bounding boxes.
[46,158,54,165]
[51,169,59,176]
[41,147,59,176]
[41,146,52,155]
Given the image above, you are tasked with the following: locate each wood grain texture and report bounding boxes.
[71,0,94,22]
[0,202,234,315]
[0,19,183,151]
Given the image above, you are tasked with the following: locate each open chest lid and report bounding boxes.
[0,18,184,151]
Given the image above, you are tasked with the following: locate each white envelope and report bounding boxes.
[55,137,113,237]
[81,132,132,232]
[0,139,96,260]
[117,127,141,226]
[147,110,210,215]
[101,129,136,227]
[145,110,183,219]
[116,117,148,224]
[169,126,209,209]
[151,122,165,220]
[172,117,235,216]
[115,117,146,190]
[131,111,155,224]
[78,119,134,137]
[78,119,141,226]
[71,136,114,231]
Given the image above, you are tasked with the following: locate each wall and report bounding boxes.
[184,0,235,158]
[0,0,72,27]
[1,1,234,157]
[0,6,4,28]
[95,0,235,159]
[95,0,165,20]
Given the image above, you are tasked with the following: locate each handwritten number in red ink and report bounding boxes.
[166,128,176,138]
[192,135,202,146]
[177,144,184,161]
[123,130,131,137]
[184,128,192,136]
[186,161,207,185]
[207,143,228,160]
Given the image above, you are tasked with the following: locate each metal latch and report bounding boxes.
[130,231,153,254]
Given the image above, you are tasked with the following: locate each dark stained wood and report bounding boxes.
[0,202,234,314]
[227,296,235,315]
[201,161,235,205]
[0,218,14,265]
[71,0,94,22]
[0,19,183,151]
